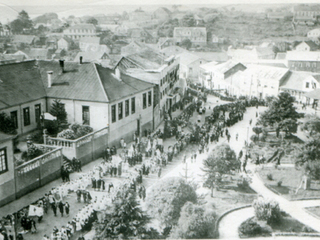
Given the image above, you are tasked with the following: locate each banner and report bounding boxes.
[28,205,43,217]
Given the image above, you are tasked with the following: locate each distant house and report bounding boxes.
[293,4,320,22]
[79,37,101,51]
[74,51,109,64]
[294,41,318,51]
[228,46,275,60]
[307,28,320,44]
[63,24,97,40]
[12,35,37,47]
[129,9,152,22]
[57,37,73,50]
[158,38,175,50]
[127,28,155,43]
[177,52,209,80]
[280,71,320,104]
[98,24,119,32]
[173,27,207,46]
[153,7,171,21]
[0,25,11,36]
[286,51,320,72]
[267,12,292,21]
[211,34,219,43]
[23,48,52,60]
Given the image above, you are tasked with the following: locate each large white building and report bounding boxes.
[63,24,97,40]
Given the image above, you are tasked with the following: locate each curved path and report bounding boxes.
[219,207,254,239]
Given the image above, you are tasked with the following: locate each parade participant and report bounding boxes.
[77,159,82,172]
[72,158,77,172]
[76,188,82,203]
[236,133,239,141]
[58,201,64,217]
[65,202,70,217]
[157,165,162,178]
[42,234,49,240]
[30,218,37,234]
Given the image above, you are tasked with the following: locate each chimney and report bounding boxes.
[115,67,121,79]
[80,56,83,64]
[59,59,65,73]
[47,71,53,88]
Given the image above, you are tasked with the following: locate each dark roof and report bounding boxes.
[38,61,108,102]
[0,61,46,109]
[95,64,154,102]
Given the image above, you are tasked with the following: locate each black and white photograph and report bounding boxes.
[1,0,320,239]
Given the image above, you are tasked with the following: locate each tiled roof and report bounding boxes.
[95,64,154,102]
[126,49,166,70]
[74,51,109,62]
[12,35,36,44]
[37,61,108,102]
[0,61,46,109]
[200,61,219,71]
[177,52,203,66]
[68,24,96,30]
[280,71,312,91]
[79,37,100,44]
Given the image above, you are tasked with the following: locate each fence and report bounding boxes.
[14,146,63,199]
[46,127,109,165]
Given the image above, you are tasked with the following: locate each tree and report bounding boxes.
[10,10,33,34]
[182,14,196,27]
[253,197,281,225]
[258,92,300,137]
[170,202,217,239]
[49,99,67,125]
[301,114,320,136]
[0,112,17,134]
[252,126,263,139]
[180,39,192,50]
[202,144,240,197]
[146,177,197,229]
[96,184,151,239]
[86,17,98,26]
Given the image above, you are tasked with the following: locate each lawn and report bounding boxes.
[239,212,316,238]
[305,206,320,219]
[258,166,320,200]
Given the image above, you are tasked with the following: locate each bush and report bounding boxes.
[21,144,46,161]
[267,173,273,181]
[75,125,93,138]
[250,134,259,143]
[146,177,197,228]
[238,218,272,237]
[277,180,282,187]
[30,131,44,144]
[304,161,320,180]
[169,202,217,239]
[57,129,75,139]
[253,197,281,225]
[57,124,94,139]
[44,120,59,136]
[0,112,17,134]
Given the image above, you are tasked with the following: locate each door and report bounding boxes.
[35,104,41,123]
[137,119,140,137]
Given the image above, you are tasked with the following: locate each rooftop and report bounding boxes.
[177,52,204,66]
[286,51,320,61]
[79,37,100,44]
[125,49,166,70]
[280,71,317,91]
[67,24,96,30]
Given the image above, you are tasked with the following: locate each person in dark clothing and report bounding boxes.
[76,189,82,202]
[65,202,70,216]
[108,182,114,193]
[77,159,82,172]
[52,202,57,217]
[91,178,96,190]
[58,201,64,217]
[97,179,101,191]
[72,157,77,171]
[61,166,66,182]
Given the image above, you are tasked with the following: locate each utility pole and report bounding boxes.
[180,162,193,182]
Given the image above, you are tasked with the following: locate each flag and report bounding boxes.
[28,205,43,217]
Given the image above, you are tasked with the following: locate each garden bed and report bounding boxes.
[258,166,320,200]
[239,212,316,238]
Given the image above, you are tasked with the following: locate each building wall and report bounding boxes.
[1,98,46,135]
[288,60,320,72]
[296,42,311,51]
[0,138,15,206]
[63,28,97,40]
[108,88,154,147]
[47,98,109,130]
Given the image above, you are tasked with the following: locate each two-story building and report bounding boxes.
[293,5,320,22]
[280,70,320,104]
[177,52,208,81]
[294,41,318,51]
[173,27,207,46]
[63,24,97,40]
[286,51,320,72]
[116,49,180,127]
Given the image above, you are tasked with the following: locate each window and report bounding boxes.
[306,82,310,88]
[131,97,135,114]
[82,106,90,125]
[148,91,152,107]
[35,104,41,123]
[118,102,123,120]
[10,111,18,129]
[0,148,8,174]
[23,107,30,126]
[143,93,147,109]
[111,105,116,123]
[125,99,129,117]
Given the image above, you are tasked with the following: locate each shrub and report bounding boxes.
[238,218,272,237]
[57,129,75,139]
[253,197,281,225]
[169,202,217,239]
[21,144,46,161]
[30,131,44,144]
[146,177,197,228]
[267,173,273,181]
[304,161,320,180]
[0,112,17,134]
[277,180,282,187]
[75,125,93,138]
[250,134,259,143]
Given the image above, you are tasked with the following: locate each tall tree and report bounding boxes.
[202,144,240,197]
[86,17,98,26]
[49,99,67,125]
[181,14,196,27]
[10,10,33,34]
[258,92,300,137]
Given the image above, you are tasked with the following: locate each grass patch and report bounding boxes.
[258,166,320,200]
[305,206,320,219]
[239,212,316,238]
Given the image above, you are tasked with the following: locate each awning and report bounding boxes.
[44,112,57,121]
[304,89,320,100]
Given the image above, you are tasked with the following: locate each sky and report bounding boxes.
[2,0,320,6]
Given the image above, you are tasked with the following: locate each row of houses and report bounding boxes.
[199,59,320,105]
